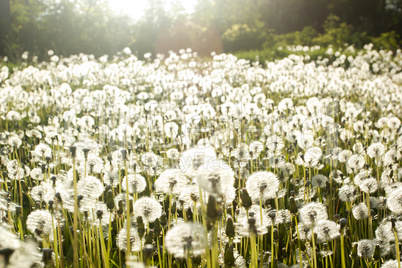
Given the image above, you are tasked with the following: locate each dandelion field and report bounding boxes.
[0,45,402,268]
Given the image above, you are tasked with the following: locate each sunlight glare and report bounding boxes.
[108,0,197,20]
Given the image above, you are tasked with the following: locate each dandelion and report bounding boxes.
[141,152,159,167]
[0,224,20,250]
[278,98,293,112]
[34,143,52,159]
[354,169,372,186]
[6,159,25,180]
[86,154,104,174]
[114,193,133,210]
[164,122,179,138]
[311,174,328,188]
[266,135,285,152]
[245,171,279,202]
[155,169,188,195]
[381,260,399,268]
[367,142,386,158]
[297,223,312,241]
[377,117,389,128]
[383,148,401,166]
[338,150,352,163]
[233,143,250,163]
[8,135,22,149]
[375,219,402,242]
[328,170,342,184]
[104,170,120,187]
[359,178,378,194]
[387,117,401,130]
[165,222,207,258]
[6,240,42,268]
[122,174,147,194]
[249,141,264,159]
[166,148,180,160]
[117,227,142,252]
[352,203,369,220]
[26,210,54,241]
[297,134,314,150]
[30,185,45,202]
[30,167,43,181]
[179,146,217,176]
[347,154,365,172]
[236,205,271,236]
[338,184,357,202]
[387,187,402,215]
[353,142,365,155]
[77,176,105,200]
[133,197,162,223]
[274,209,292,225]
[299,202,328,228]
[315,219,340,243]
[6,111,21,121]
[196,161,235,198]
[357,239,376,258]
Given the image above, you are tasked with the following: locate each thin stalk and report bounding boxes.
[73,159,79,268]
[395,229,401,268]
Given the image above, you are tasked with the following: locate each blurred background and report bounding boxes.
[0,0,401,61]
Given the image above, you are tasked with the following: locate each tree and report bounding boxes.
[0,0,11,56]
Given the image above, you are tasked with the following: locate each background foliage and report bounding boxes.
[0,0,401,61]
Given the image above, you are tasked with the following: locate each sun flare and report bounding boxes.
[108,0,197,20]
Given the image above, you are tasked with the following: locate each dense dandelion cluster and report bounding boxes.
[0,45,401,268]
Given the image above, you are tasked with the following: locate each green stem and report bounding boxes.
[73,160,79,268]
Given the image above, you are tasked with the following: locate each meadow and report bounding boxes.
[0,45,401,268]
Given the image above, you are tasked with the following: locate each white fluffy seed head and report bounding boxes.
[165,222,207,258]
[299,202,328,228]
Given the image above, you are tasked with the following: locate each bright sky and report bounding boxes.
[109,0,197,20]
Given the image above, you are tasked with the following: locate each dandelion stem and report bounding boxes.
[73,159,79,268]
[340,232,346,268]
[395,229,401,268]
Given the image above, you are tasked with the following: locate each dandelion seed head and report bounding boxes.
[352,203,369,220]
[196,161,235,198]
[117,227,142,252]
[299,202,327,228]
[122,174,146,194]
[359,178,378,194]
[387,117,401,130]
[133,197,162,223]
[387,187,402,215]
[236,205,272,236]
[179,146,217,176]
[155,169,188,195]
[166,148,180,160]
[381,260,399,268]
[275,209,292,225]
[367,142,386,158]
[165,222,207,258]
[77,176,104,199]
[311,174,328,188]
[315,219,340,243]
[26,209,54,241]
[245,171,279,202]
[338,184,357,202]
[356,239,376,258]
[347,154,365,173]
[0,224,20,250]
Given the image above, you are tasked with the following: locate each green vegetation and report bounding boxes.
[0,0,401,61]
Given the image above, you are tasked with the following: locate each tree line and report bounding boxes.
[0,0,401,61]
